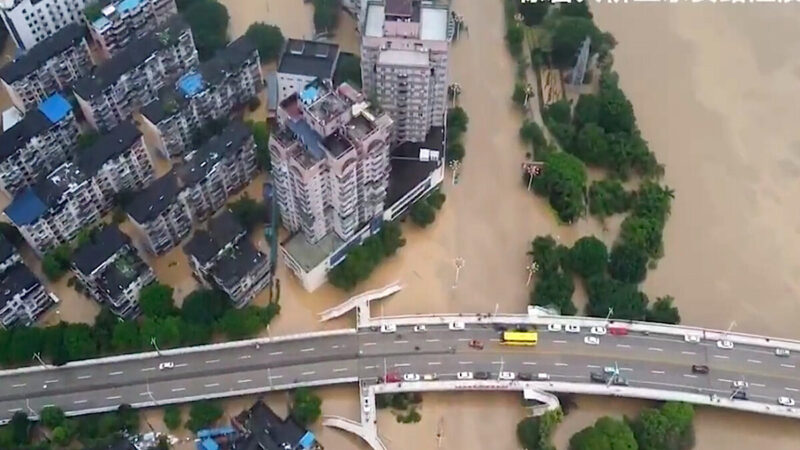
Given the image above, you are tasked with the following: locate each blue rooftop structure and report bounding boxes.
[92,16,112,31]
[300,85,319,105]
[178,72,205,98]
[5,188,47,225]
[116,0,141,13]
[299,431,316,449]
[37,94,71,123]
[199,439,218,450]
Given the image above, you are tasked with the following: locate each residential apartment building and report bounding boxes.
[140,36,263,158]
[0,235,55,327]
[176,121,257,222]
[276,39,339,102]
[73,16,197,132]
[125,171,191,254]
[0,23,92,112]
[0,93,79,196]
[88,0,178,59]
[270,80,393,291]
[75,121,154,207]
[229,400,322,450]
[184,210,270,308]
[361,0,450,142]
[0,0,87,50]
[72,225,155,318]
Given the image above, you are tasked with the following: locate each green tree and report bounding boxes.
[51,420,77,446]
[181,289,230,325]
[186,401,223,432]
[111,321,141,353]
[248,120,271,171]
[567,236,608,279]
[588,179,631,218]
[560,1,592,18]
[512,82,528,109]
[520,120,547,149]
[41,244,72,281]
[531,152,587,223]
[646,296,681,325]
[410,200,436,227]
[506,24,524,58]
[42,322,69,366]
[180,320,214,346]
[63,323,97,361]
[9,412,31,445]
[529,235,567,275]
[218,306,263,339]
[428,191,446,210]
[163,405,183,431]
[183,0,230,60]
[140,316,182,349]
[632,181,674,225]
[230,195,267,230]
[7,326,44,365]
[446,140,465,163]
[598,71,635,134]
[39,406,65,429]
[571,123,608,166]
[291,388,322,426]
[544,99,572,125]
[531,271,576,315]
[619,215,663,259]
[586,276,648,321]
[139,283,176,318]
[447,107,469,141]
[334,52,362,88]
[378,222,406,256]
[573,94,600,128]
[631,402,694,450]
[518,1,550,26]
[549,17,604,67]
[517,409,563,450]
[92,307,118,353]
[244,23,284,63]
[608,243,648,284]
[570,416,638,450]
[312,0,339,32]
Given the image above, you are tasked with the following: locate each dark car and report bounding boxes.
[732,390,748,400]
[474,371,490,380]
[612,376,629,386]
[691,364,710,374]
[590,372,606,383]
[518,372,533,381]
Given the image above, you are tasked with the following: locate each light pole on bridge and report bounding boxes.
[150,337,162,356]
[452,257,465,289]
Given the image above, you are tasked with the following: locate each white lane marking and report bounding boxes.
[458,338,470,342]
[681,351,696,355]
[175,363,188,368]
[106,395,121,400]
[718,378,733,383]
[12,383,26,388]
[239,355,252,360]
[301,347,315,352]
[617,344,631,348]
[333,368,348,372]
[394,363,410,368]
[785,387,799,392]
[269,351,283,356]
[648,347,663,352]
[205,383,220,388]
[42,404,54,408]
[74,400,88,404]
[620,368,633,372]
[364,365,377,370]
[751,383,766,388]
[782,364,796,369]
[747,359,762,364]
[363,343,376,347]
[108,371,123,376]
[44,379,59,383]
[77,375,92,380]
[237,379,252,384]
[302,371,316,376]
[141,367,156,372]
[490,338,500,342]
[140,392,149,397]
[206,359,220,364]
[554,363,568,367]
[270,375,283,380]
[426,339,440,343]
[553,340,567,344]
[428,362,441,366]
[550,374,584,379]
[8,408,21,412]
[713,355,729,359]
[395,340,409,344]
[523,362,537,366]
[651,370,665,374]
[459,361,473,365]
[683,374,697,379]
[492,361,503,365]
[172,387,186,392]
[587,365,601,369]
[331,345,342,349]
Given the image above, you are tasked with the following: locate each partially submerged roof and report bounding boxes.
[277,39,339,81]
[125,172,181,223]
[210,240,267,291]
[177,121,251,185]
[184,210,245,266]
[0,23,87,84]
[76,121,141,175]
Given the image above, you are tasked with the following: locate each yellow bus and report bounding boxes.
[501,330,538,346]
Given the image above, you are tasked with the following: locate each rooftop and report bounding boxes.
[0,234,15,263]
[420,6,449,41]
[0,24,87,84]
[378,49,430,67]
[5,163,86,226]
[322,131,353,158]
[183,210,245,266]
[386,126,443,206]
[385,0,413,16]
[125,172,181,224]
[73,16,189,99]
[177,71,204,97]
[346,114,375,141]
[277,39,339,80]
[198,36,257,87]
[209,240,267,291]
[305,85,349,125]
[72,225,128,274]
[97,251,149,298]
[282,230,344,272]
[0,263,41,309]
[0,93,72,160]
[364,4,385,38]
[76,121,141,176]
[177,121,251,185]
[140,87,187,124]
[232,400,319,450]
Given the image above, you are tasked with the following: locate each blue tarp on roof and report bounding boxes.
[200,438,219,450]
[5,188,47,225]
[37,94,71,123]
[196,426,236,439]
[92,16,111,30]
[178,72,205,97]
[116,0,141,13]
[299,431,316,449]
[300,85,319,105]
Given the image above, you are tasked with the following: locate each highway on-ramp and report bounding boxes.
[1,324,799,420]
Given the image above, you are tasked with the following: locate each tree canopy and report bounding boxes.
[586,276,648,320]
[334,52,362,88]
[567,236,608,279]
[569,416,638,450]
[186,401,223,432]
[531,151,587,223]
[549,17,604,67]
[163,405,183,431]
[244,23,284,63]
[328,223,405,290]
[608,243,648,284]
[517,409,562,450]
[518,1,550,26]
[531,270,576,315]
[646,296,681,325]
[183,0,230,60]
[630,402,694,450]
[138,283,176,318]
[230,195,267,230]
[313,0,340,33]
[291,388,322,426]
[181,289,230,325]
[588,179,631,218]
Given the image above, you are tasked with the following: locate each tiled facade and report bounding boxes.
[88,0,178,59]
[0,23,92,112]
[73,16,198,132]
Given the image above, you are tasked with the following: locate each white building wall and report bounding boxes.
[0,0,87,50]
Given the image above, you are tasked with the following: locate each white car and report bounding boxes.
[778,396,795,407]
[732,380,748,389]
[537,373,550,380]
[403,373,420,382]
[684,334,701,344]
[457,371,474,380]
[565,324,581,333]
[449,321,466,331]
[590,326,607,336]
[423,373,438,381]
[413,325,427,333]
[603,366,617,374]
[716,340,734,350]
[158,362,174,370]
[775,348,791,357]
[499,371,516,380]
[362,397,372,412]
[380,323,396,333]
[547,323,562,332]
[584,336,600,345]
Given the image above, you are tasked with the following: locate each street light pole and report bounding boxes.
[448,160,460,185]
[605,307,614,323]
[150,337,162,356]
[452,257,465,289]
[33,353,46,368]
[526,262,538,286]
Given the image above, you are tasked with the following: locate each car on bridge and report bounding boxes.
[778,396,795,407]
[590,372,606,383]
[499,372,515,380]
[732,390,748,400]
[403,373,420,382]
[468,339,484,350]
[691,364,710,374]
[449,321,466,331]
[732,380,748,389]
[423,373,438,381]
[547,323,562,332]
[518,373,532,381]
[158,362,174,370]
[590,326,606,335]
[413,325,426,333]
[775,348,791,357]
[584,336,600,345]
[566,324,581,333]
[384,373,401,383]
[684,334,701,344]
[609,326,629,336]
[474,371,490,380]
[717,339,734,350]
[457,372,474,380]
[612,377,629,386]
[381,323,396,333]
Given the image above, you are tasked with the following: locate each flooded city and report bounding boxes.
[1,0,800,447]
